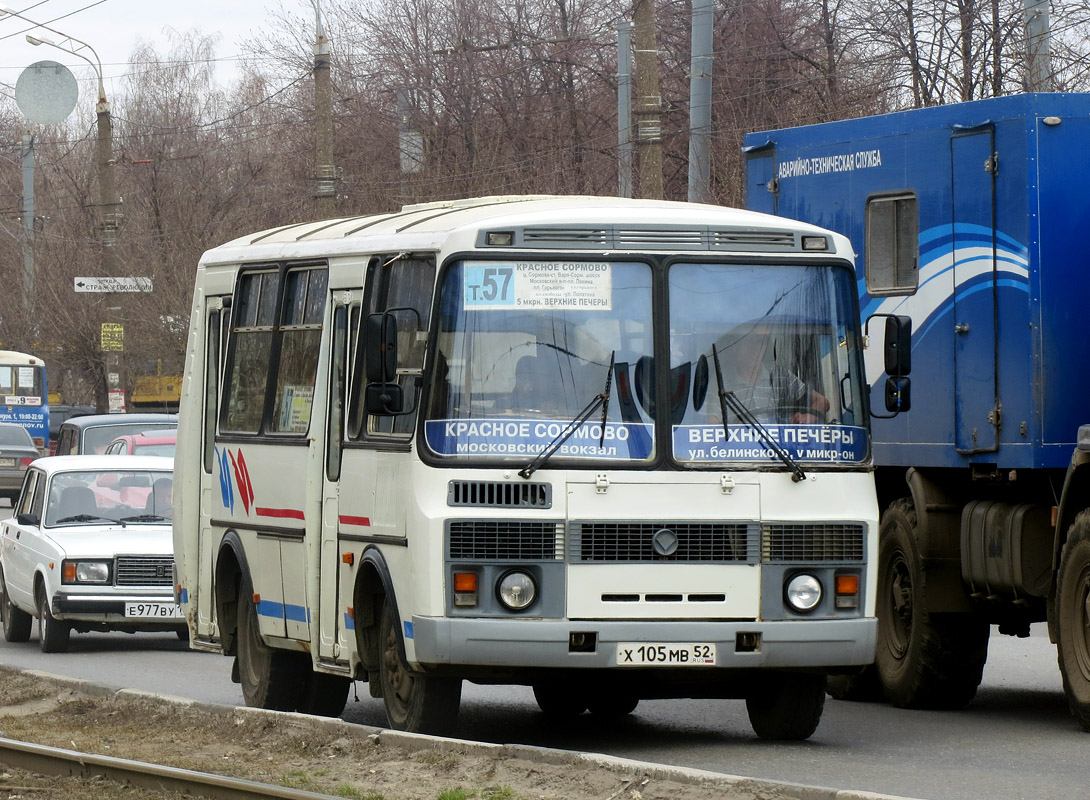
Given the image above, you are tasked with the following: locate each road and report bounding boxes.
[0,623,1080,800]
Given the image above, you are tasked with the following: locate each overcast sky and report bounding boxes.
[1,0,307,99]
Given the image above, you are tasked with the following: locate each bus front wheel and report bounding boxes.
[236,586,305,711]
[378,600,461,735]
[1056,511,1090,731]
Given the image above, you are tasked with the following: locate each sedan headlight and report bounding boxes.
[62,560,111,584]
[785,573,822,613]
[496,570,536,611]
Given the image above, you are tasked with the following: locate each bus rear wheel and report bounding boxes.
[875,498,989,709]
[236,586,305,711]
[299,673,352,718]
[1057,511,1090,731]
[378,600,461,735]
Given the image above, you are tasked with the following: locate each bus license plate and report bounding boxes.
[616,642,716,666]
[124,602,182,618]
[0,458,14,467]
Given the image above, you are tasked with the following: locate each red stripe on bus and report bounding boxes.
[339,515,372,527]
[256,507,305,520]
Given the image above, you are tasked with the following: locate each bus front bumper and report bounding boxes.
[409,616,876,670]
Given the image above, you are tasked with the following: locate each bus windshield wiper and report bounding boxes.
[519,352,615,480]
[711,344,806,483]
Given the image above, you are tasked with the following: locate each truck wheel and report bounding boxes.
[378,599,461,734]
[236,586,305,711]
[1056,511,1090,731]
[825,666,885,702]
[37,591,70,654]
[299,673,352,718]
[745,672,825,740]
[532,682,588,716]
[876,498,989,709]
[1,573,31,643]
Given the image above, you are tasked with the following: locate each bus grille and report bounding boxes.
[761,523,866,563]
[569,522,757,563]
[447,520,564,560]
[115,556,174,587]
[447,480,552,508]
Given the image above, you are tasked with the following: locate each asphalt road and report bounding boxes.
[0,623,1081,800]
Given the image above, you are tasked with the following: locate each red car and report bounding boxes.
[103,431,177,457]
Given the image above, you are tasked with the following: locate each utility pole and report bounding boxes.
[313,0,336,214]
[21,132,35,320]
[687,0,713,204]
[617,21,634,198]
[1024,0,1051,92]
[632,0,663,200]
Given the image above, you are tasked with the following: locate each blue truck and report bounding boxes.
[743,93,1090,729]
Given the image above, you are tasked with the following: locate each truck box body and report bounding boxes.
[744,93,1090,471]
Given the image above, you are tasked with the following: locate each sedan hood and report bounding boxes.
[43,525,174,558]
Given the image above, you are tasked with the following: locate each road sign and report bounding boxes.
[75,277,153,293]
[101,323,124,352]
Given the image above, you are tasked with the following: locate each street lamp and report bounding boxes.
[0,4,120,254]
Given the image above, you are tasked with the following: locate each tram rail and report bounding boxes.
[0,735,345,799]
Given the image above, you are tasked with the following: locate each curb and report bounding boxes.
[9,665,922,800]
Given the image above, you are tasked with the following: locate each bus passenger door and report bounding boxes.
[319,291,361,663]
[950,126,999,454]
[197,297,227,638]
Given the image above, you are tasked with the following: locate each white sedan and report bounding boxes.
[0,455,183,652]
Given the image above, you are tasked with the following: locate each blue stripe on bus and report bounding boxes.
[179,588,188,604]
[403,620,414,640]
[344,613,354,631]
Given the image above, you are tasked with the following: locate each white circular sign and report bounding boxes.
[16,60,79,125]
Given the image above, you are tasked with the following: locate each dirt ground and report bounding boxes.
[0,668,813,800]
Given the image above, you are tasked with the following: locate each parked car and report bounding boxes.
[47,404,96,453]
[53,413,178,456]
[0,455,183,652]
[104,430,177,457]
[0,423,39,503]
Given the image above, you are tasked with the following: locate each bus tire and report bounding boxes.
[236,587,305,712]
[876,498,989,709]
[532,682,588,717]
[1056,511,1090,731]
[825,666,885,702]
[299,673,352,718]
[378,599,461,735]
[37,591,70,654]
[745,672,825,740]
[1,573,31,644]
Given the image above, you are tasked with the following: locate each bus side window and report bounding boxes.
[270,268,328,434]
[203,307,222,473]
[222,270,280,434]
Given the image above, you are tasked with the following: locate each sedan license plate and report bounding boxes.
[0,458,14,467]
[616,642,716,666]
[124,602,182,619]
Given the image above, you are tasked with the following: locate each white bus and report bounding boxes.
[174,195,886,740]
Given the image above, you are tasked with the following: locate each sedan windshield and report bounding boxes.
[46,470,173,526]
[424,260,655,463]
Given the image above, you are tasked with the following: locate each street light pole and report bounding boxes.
[1,5,121,267]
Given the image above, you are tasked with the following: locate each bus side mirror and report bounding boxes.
[884,315,912,377]
[365,313,398,383]
[885,376,911,413]
[365,382,405,415]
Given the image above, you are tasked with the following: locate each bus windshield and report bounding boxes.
[424,260,656,463]
[669,263,868,465]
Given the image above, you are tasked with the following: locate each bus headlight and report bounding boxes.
[785,573,822,612]
[497,571,536,611]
